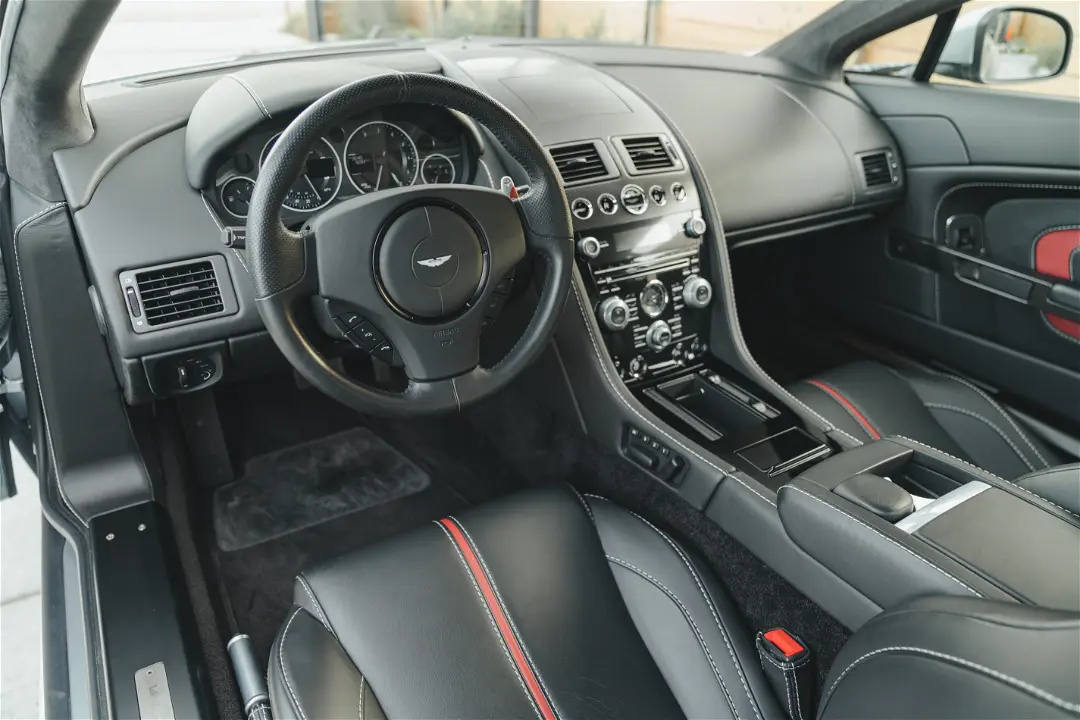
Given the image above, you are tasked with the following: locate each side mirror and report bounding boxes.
[935,5,1073,84]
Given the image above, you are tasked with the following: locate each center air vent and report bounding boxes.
[548,141,616,186]
[119,255,238,333]
[859,150,900,189]
[615,135,682,175]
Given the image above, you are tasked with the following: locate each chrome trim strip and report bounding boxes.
[895,481,991,533]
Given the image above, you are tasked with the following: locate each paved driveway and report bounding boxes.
[0,450,41,719]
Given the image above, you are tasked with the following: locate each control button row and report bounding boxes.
[626,426,685,485]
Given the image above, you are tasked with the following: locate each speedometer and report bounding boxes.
[344,121,419,194]
[260,134,341,212]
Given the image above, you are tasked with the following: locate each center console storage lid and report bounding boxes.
[778,437,1080,612]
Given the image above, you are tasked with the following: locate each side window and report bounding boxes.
[847,2,1079,100]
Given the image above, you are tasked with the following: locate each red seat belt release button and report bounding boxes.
[764,628,805,658]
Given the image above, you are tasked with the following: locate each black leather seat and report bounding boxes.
[788,361,1067,480]
[268,485,1080,719]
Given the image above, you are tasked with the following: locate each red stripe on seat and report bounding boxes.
[807,380,882,440]
[439,518,557,720]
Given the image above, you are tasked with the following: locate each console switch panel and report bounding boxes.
[625,426,685,485]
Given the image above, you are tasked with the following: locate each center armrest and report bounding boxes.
[777,438,1080,612]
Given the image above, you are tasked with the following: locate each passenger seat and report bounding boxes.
[788,361,1067,481]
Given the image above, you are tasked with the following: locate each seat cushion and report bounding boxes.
[788,361,1064,480]
[268,485,784,720]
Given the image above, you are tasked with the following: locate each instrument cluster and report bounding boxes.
[210,103,483,223]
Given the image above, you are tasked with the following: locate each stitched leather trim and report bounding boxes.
[924,403,1037,473]
[277,607,310,720]
[623,508,765,720]
[806,380,882,440]
[822,646,1080,715]
[933,371,1050,469]
[606,554,743,720]
[12,202,87,527]
[296,574,336,638]
[437,517,558,720]
[780,485,983,597]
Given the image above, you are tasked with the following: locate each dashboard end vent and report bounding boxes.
[120,255,238,333]
[615,135,681,175]
[859,150,899,188]
[548,141,615,186]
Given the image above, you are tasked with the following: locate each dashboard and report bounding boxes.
[53,42,903,404]
[207,104,486,225]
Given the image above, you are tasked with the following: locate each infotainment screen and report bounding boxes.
[611,213,694,256]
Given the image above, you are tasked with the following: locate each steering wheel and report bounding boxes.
[247,73,573,415]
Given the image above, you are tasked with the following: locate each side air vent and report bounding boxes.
[614,134,683,176]
[859,149,900,189]
[548,140,617,186]
[119,255,238,333]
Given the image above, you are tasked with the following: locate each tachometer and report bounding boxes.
[344,121,419,194]
[259,134,341,212]
[220,177,255,219]
[421,153,456,185]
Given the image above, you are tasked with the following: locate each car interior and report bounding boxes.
[1,0,1079,718]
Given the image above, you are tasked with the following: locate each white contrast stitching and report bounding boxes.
[1012,475,1080,522]
[228,74,272,118]
[569,280,777,508]
[780,485,983,596]
[449,517,560,716]
[823,645,1080,714]
[924,403,1037,473]
[896,435,1009,482]
[358,675,365,720]
[606,555,741,720]
[758,651,804,720]
[434,521,543,720]
[296,575,335,637]
[278,608,309,720]
[935,371,1050,469]
[478,158,495,189]
[13,202,86,527]
[621,507,764,720]
[568,486,595,523]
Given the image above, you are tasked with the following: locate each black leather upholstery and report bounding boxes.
[269,485,1080,720]
[820,596,1080,719]
[788,361,1065,480]
[269,486,781,720]
[1016,464,1080,516]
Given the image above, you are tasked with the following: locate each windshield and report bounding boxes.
[86,0,838,84]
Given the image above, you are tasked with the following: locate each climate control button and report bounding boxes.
[638,278,669,318]
[621,184,648,215]
[645,320,673,352]
[597,296,631,331]
[682,276,713,308]
[577,236,602,259]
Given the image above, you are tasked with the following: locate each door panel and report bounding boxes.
[811,77,1080,422]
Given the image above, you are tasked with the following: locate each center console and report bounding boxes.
[570,167,832,493]
[778,437,1080,612]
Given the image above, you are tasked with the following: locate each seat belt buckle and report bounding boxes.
[756,628,814,720]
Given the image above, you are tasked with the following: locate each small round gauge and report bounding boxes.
[220,177,255,219]
[344,121,419,194]
[259,134,341,212]
[421,154,456,185]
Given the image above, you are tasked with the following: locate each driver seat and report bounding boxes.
[269,486,1080,720]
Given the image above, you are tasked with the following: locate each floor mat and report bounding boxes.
[213,427,431,551]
